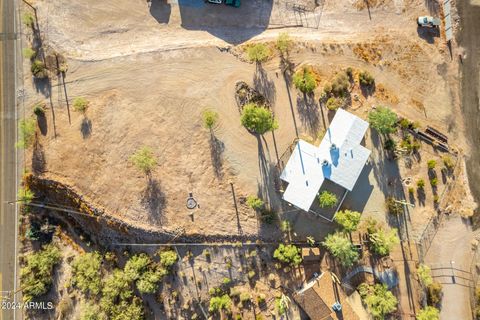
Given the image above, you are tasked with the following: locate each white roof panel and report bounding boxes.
[280,109,371,211]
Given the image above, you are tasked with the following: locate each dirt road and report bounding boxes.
[458,0,480,224]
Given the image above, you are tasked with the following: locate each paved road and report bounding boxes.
[0,0,18,316]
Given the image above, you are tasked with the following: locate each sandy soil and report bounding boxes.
[20,0,467,240]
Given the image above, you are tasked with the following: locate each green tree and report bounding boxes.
[240,103,278,134]
[246,43,271,63]
[17,187,34,203]
[427,281,443,306]
[109,297,144,320]
[136,268,166,294]
[417,264,433,287]
[21,244,62,302]
[246,195,264,210]
[125,254,151,281]
[202,109,219,130]
[22,12,35,28]
[276,33,292,56]
[360,284,397,319]
[72,252,103,295]
[369,228,399,256]
[31,59,46,78]
[16,118,36,149]
[368,106,398,135]
[23,48,36,60]
[427,159,436,170]
[100,269,133,314]
[322,232,359,267]
[209,294,232,313]
[130,146,157,176]
[159,249,178,269]
[73,97,89,113]
[292,67,317,94]
[318,191,338,208]
[359,70,375,86]
[80,302,101,320]
[334,210,361,232]
[275,293,291,315]
[416,306,440,320]
[273,244,302,266]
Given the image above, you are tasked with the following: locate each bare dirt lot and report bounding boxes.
[21,0,469,241]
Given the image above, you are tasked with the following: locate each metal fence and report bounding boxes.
[470,243,480,319]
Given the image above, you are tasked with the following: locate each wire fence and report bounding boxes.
[470,243,480,319]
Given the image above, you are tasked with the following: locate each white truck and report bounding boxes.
[417,16,441,28]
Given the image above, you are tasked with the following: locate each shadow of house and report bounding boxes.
[342,163,374,213]
[177,0,273,45]
[150,0,172,24]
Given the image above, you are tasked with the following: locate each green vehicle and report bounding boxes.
[225,0,240,7]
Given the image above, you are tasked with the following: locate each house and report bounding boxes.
[280,109,371,215]
[294,271,361,320]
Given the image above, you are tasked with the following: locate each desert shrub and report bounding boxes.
[318,191,338,208]
[442,155,454,170]
[417,179,426,189]
[368,106,397,135]
[33,104,45,116]
[276,32,292,55]
[430,177,438,187]
[359,70,375,86]
[358,283,397,319]
[247,270,256,279]
[22,12,35,28]
[80,302,101,320]
[323,232,359,267]
[21,244,61,302]
[259,208,277,224]
[281,220,291,233]
[293,67,318,93]
[399,118,411,129]
[400,135,421,153]
[334,210,361,232]
[222,277,231,285]
[246,43,271,63]
[275,294,291,315]
[73,97,89,113]
[209,294,232,313]
[31,59,46,78]
[346,67,353,78]
[246,195,264,210]
[427,281,443,306]
[331,72,349,97]
[16,118,36,149]
[257,293,266,304]
[385,197,403,215]
[273,244,302,266]
[384,138,396,151]
[417,264,433,287]
[71,252,103,295]
[408,187,415,194]
[416,306,439,320]
[17,187,34,203]
[125,253,166,294]
[433,195,439,203]
[159,249,177,269]
[240,103,278,134]
[130,146,157,175]
[240,292,251,303]
[369,228,399,256]
[202,109,219,130]
[427,160,437,170]
[326,97,342,111]
[323,82,332,94]
[23,47,36,60]
[100,269,133,311]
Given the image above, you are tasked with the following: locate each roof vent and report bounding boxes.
[330,143,337,150]
[322,159,330,166]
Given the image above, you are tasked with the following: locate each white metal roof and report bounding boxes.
[280,109,371,212]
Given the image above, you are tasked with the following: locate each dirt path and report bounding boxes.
[457,0,480,223]
[425,215,478,320]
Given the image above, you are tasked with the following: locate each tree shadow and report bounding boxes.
[80,117,92,139]
[253,63,276,106]
[141,178,167,225]
[36,113,48,136]
[33,77,51,98]
[209,132,225,179]
[360,83,376,98]
[296,93,320,135]
[149,0,171,24]
[32,139,46,174]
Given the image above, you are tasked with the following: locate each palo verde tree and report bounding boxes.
[416,306,440,320]
[368,106,398,135]
[322,232,359,267]
[417,264,433,287]
[246,43,271,64]
[369,227,400,256]
[17,186,35,204]
[125,253,167,294]
[71,251,103,295]
[276,32,293,57]
[130,146,157,176]
[358,283,398,320]
[73,97,89,114]
[292,66,318,94]
[275,293,291,316]
[318,191,338,208]
[273,244,302,267]
[240,103,278,134]
[334,209,361,233]
[246,195,264,210]
[202,109,219,131]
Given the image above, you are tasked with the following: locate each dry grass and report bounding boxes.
[352,43,383,64]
